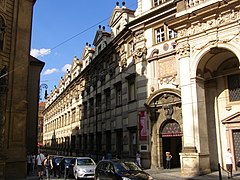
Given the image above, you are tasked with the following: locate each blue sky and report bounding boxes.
[31,0,137,99]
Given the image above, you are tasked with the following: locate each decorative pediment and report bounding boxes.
[93,26,111,46]
[81,44,95,60]
[109,7,122,27]
[222,112,240,124]
[108,2,135,28]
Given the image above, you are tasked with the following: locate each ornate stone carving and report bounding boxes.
[178,10,240,38]
[163,104,173,120]
[134,29,145,42]
[119,58,127,70]
[134,46,147,59]
[158,57,177,83]
[176,43,190,58]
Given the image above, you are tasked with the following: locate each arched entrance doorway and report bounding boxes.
[145,89,182,169]
[160,119,182,168]
[194,46,240,170]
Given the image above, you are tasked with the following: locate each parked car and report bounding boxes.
[52,155,64,177]
[59,157,74,177]
[94,159,153,180]
[69,157,96,179]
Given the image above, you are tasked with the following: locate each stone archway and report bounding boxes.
[145,88,182,169]
[194,47,240,170]
[160,119,182,168]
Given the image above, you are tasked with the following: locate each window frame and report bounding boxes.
[154,25,177,44]
[227,74,240,102]
[115,82,122,107]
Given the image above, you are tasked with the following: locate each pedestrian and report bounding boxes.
[166,152,172,169]
[226,148,233,179]
[31,152,36,174]
[136,151,142,168]
[44,154,53,180]
[26,152,32,176]
[36,150,45,179]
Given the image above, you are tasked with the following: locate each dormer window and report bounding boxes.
[98,44,102,53]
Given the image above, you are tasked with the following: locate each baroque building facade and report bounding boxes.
[0,0,43,178]
[43,0,240,177]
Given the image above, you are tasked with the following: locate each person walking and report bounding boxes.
[226,148,233,179]
[26,152,32,176]
[31,152,36,175]
[136,151,142,168]
[36,150,45,179]
[166,152,172,169]
[44,154,53,180]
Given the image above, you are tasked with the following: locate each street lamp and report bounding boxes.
[39,83,48,101]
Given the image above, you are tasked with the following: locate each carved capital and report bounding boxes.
[134,46,147,59]
[176,43,190,58]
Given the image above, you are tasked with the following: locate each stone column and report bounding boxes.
[178,43,196,149]
[178,43,211,176]
[192,77,211,172]
[177,43,199,176]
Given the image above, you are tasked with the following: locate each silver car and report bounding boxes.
[69,157,96,179]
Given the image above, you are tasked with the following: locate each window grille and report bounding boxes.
[228,74,240,102]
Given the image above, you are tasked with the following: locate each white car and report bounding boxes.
[69,157,96,179]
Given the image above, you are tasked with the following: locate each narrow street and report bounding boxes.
[26,168,240,180]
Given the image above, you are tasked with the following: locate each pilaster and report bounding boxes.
[177,42,210,176]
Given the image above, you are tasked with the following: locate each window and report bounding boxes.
[105,88,111,110]
[96,93,102,114]
[72,109,76,122]
[168,28,177,39]
[98,44,102,53]
[106,131,111,152]
[155,26,165,43]
[89,98,94,117]
[83,102,88,119]
[155,26,177,44]
[89,133,94,150]
[228,74,240,102]
[115,83,122,106]
[116,25,120,34]
[153,0,168,7]
[127,74,136,102]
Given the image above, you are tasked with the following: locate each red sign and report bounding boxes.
[138,111,147,141]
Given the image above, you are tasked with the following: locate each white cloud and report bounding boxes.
[30,48,51,58]
[43,68,58,75]
[61,64,71,72]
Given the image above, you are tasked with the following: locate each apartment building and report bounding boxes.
[43,0,240,177]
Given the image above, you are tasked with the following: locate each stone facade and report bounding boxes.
[0,0,43,178]
[43,0,240,177]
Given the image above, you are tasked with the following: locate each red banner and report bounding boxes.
[138,111,147,141]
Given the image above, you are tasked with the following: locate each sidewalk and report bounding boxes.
[24,168,240,180]
[145,168,240,180]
